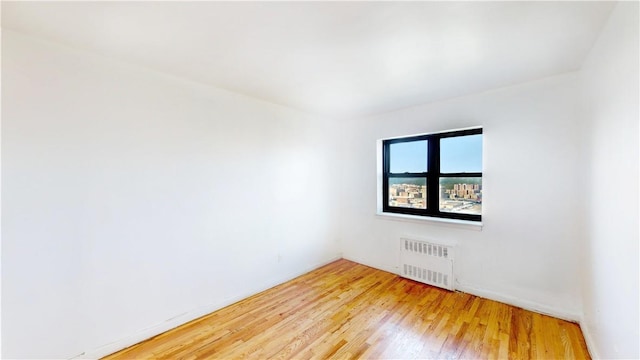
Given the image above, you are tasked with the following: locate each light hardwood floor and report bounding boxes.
[104,259,590,359]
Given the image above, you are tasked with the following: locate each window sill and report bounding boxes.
[375,211,483,231]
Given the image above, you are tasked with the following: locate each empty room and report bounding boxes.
[1,1,638,359]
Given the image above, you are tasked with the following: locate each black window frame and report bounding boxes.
[382,128,483,222]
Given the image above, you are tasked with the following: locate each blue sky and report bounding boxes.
[390,134,482,173]
[390,140,428,173]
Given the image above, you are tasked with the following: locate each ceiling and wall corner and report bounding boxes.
[1,1,615,117]
[1,2,637,359]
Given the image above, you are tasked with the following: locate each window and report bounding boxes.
[382,128,482,222]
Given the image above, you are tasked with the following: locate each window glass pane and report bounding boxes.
[389,140,428,173]
[439,177,482,215]
[440,134,482,173]
[389,177,427,209]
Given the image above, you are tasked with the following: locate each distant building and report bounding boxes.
[390,183,427,209]
[445,183,482,201]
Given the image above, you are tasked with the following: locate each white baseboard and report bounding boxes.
[342,255,398,275]
[455,283,581,322]
[578,317,599,359]
[72,255,342,360]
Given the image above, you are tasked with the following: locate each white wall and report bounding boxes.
[1,30,340,359]
[338,72,585,320]
[580,3,639,359]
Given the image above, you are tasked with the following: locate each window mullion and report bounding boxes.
[440,172,482,178]
[388,172,428,178]
[382,141,390,212]
[427,136,439,214]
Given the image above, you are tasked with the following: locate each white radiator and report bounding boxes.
[399,237,454,291]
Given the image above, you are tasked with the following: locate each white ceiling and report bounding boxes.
[2,1,615,117]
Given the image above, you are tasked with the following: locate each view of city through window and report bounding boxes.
[388,177,482,215]
[386,132,482,218]
[439,177,482,215]
[389,178,427,209]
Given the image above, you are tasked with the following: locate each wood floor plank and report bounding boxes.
[104,259,591,360]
